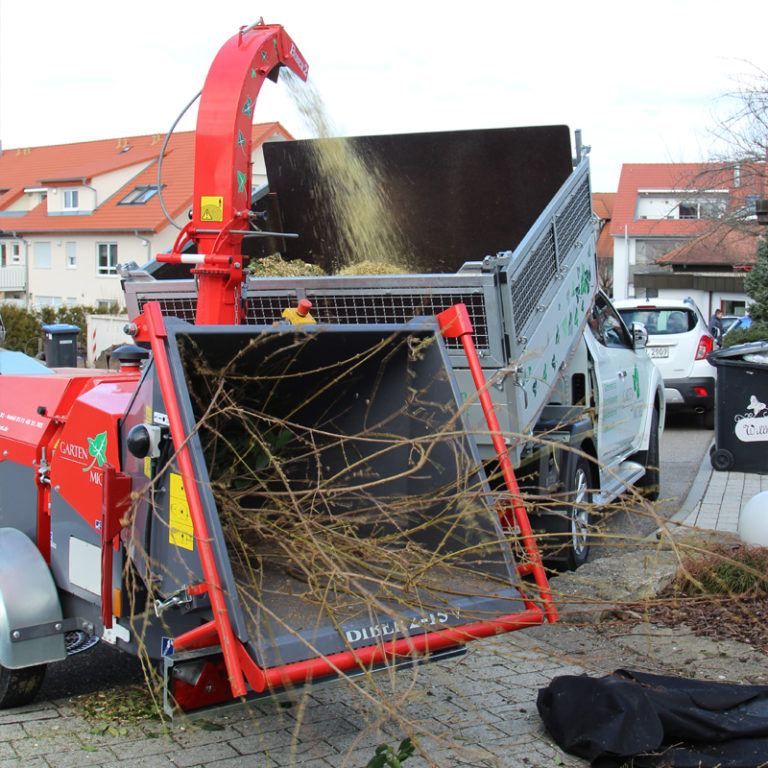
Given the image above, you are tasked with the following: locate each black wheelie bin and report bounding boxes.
[708,341,768,473]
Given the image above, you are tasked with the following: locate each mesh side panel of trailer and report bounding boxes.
[555,176,592,260]
[509,227,558,336]
[508,172,591,339]
[135,290,489,353]
[137,296,197,323]
[305,292,490,353]
[244,295,297,324]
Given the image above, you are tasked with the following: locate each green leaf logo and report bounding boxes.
[83,431,107,472]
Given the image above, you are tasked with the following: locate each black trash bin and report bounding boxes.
[708,341,768,473]
[42,323,80,368]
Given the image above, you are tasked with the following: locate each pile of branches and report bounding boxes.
[631,543,768,651]
[179,328,525,627]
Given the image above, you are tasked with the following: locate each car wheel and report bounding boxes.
[632,408,660,501]
[0,663,46,708]
[641,409,660,500]
[547,456,592,571]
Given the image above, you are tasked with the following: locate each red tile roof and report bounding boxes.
[655,224,760,267]
[609,162,768,238]
[37,148,162,184]
[592,192,615,222]
[593,192,615,263]
[0,123,293,234]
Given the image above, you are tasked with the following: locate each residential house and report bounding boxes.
[653,225,759,318]
[610,162,766,317]
[592,192,615,294]
[0,123,293,311]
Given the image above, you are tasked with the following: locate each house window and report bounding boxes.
[11,244,20,264]
[0,244,5,268]
[66,242,77,269]
[700,199,727,218]
[34,242,51,269]
[96,298,118,311]
[97,242,118,275]
[118,185,161,205]
[677,197,728,220]
[63,189,79,210]
[35,296,63,308]
[678,203,697,219]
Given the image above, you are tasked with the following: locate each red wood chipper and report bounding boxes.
[0,22,555,714]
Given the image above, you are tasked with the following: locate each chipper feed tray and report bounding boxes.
[121,310,549,711]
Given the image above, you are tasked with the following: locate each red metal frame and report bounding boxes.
[134,303,261,696]
[262,608,544,689]
[100,465,132,629]
[156,22,308,325]
[437,304,558,624]
[132,299,555,708]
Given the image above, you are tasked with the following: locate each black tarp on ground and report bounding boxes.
[537,669,768,767]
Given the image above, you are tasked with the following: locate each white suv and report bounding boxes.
[614,298,716,428]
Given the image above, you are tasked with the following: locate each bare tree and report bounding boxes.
[692,65,768,226]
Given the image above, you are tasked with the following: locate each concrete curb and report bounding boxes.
[670,438,715,526]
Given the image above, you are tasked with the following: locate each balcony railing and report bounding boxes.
[0,266,25,291]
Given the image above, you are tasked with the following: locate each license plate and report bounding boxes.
[648,347,669,359]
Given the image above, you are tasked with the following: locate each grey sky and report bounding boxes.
[0,0,763,191]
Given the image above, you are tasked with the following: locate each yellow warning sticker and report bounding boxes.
[169,473,194,551]
[200,196,224,222]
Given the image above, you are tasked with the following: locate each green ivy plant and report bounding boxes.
[367,738,415,768]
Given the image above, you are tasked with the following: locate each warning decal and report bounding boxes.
[169,473,194,551]
[200,196,224,222]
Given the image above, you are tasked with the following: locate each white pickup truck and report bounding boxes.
[122,125,665,570]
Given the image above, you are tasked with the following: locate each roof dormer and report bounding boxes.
[46,184,95,216]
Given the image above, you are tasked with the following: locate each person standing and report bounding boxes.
[709,308,723,342]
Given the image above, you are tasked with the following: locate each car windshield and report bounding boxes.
[617,308,696,335]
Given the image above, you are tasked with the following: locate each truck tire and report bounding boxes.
[634,408,660,501]
[548,456,592,571]
[0,663,46,708]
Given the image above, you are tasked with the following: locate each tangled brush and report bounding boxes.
[175,324,528,662]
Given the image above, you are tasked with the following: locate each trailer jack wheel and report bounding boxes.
[0,663,46,708]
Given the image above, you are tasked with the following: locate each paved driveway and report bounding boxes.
[1,628,597,768]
